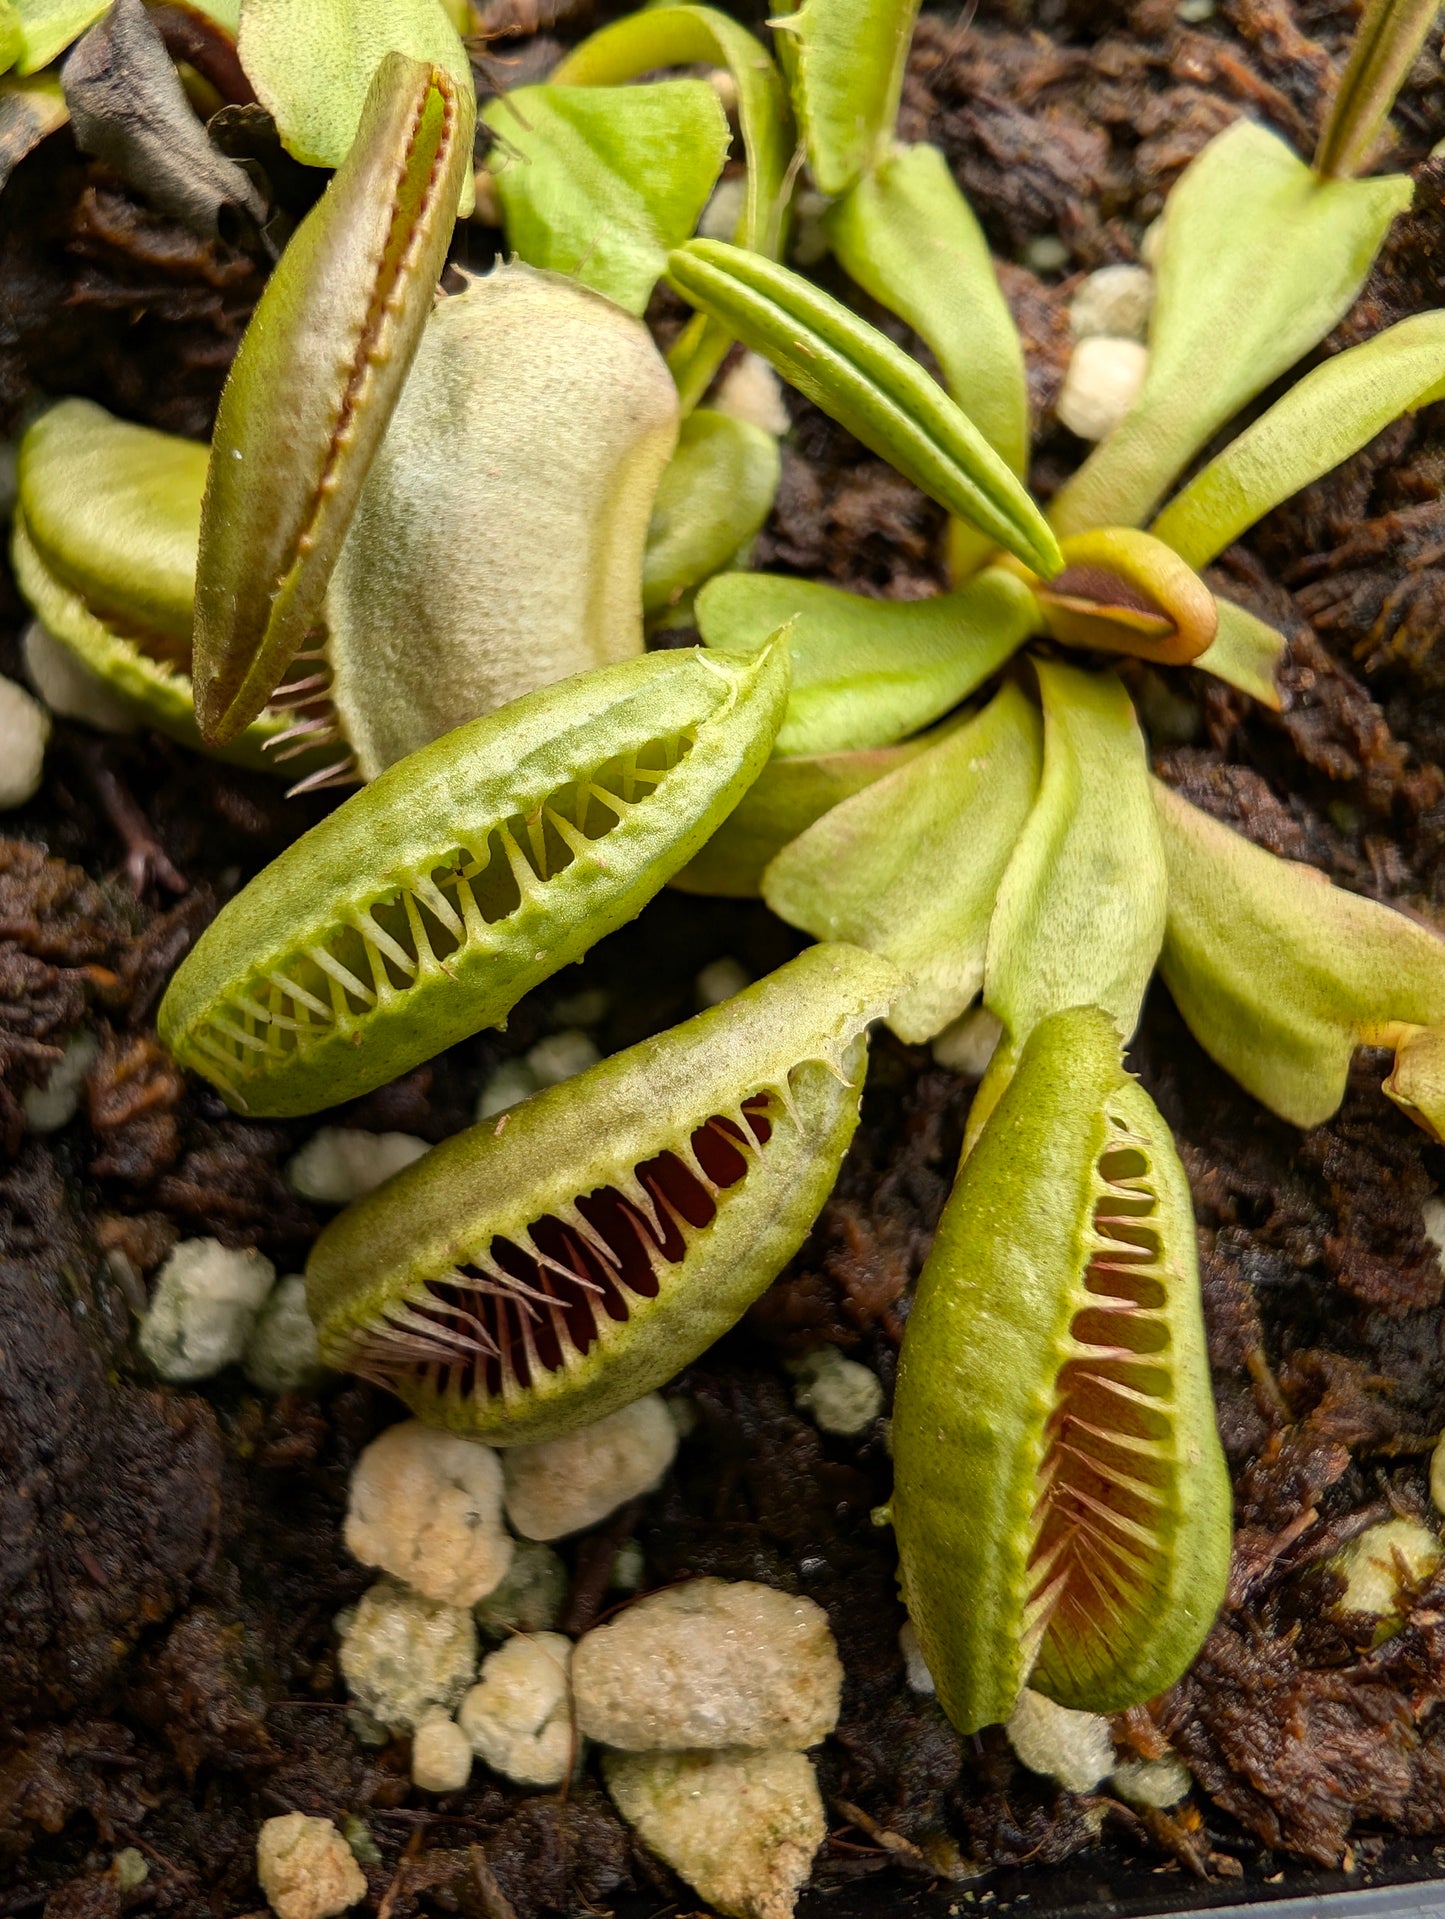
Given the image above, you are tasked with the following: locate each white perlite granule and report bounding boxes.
[1069,263,1153,343]
[930,1005,1003,1078]
[1111,1755,1191,1808]
[604,1748,825,1919]
[137,1238,276,1382]
[23,621,138,733]
[287,1128,427,1204]
[695,955,752,1009]
[1332,1516,1441,1623]
[410,1709,473,1793]
[477,1057,538,1120]
[714,353,790,438]
[22,1028,98,1132]
[503,1394,678,1541]
[474,1539,568,1639]
[527,1029,601,1087]
[1056,337,1148,442]
[338,1577,477,1731]
[345,1421,513,1607]
[572,1578,842,1751]
[256,1814,366,1919]
[0,671,50,809]
[1006,1689,1114,1794]
[790,1346,883,1436]
[898,1620,935,1695]
[458,1632,575,1786]
[699,175,747,243]
[1423,1194,1445,1269]
[244,1275,325,1394]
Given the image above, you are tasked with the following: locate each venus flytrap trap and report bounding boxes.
[892,1007,1231,1729]
[160,641,790,1115]
[305,941,901,1442]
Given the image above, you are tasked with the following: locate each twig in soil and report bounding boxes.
[467,1848,518,1919]
[78,744,187,895]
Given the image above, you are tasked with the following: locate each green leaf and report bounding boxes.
[326,264,679,778]
[194,53,475,745]
[1036,527,1217,667]
[984,659,1166,1066]
[672,734,932,896]
[644,409,780,618]
[764,683,1042,1042]
[237,0,474,209]
[772,0,920,196]
[826,142,1028,580]
[1193,598,1286,709]
[1050,120,1412,537]
[13,0,105,73]
[483,82,729,318]
[1316,0,1442,179]
[1,2,22,72]
[1151,312,1445,568]
[668,239,1063,578]
[551,5,793,408]
[1154,777,1445,1127]
[698,565,1037,757]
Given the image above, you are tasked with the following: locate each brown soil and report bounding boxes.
[6,2,1445,1915]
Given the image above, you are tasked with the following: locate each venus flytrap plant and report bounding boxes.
[159,641,791,1115]
[892,1006,1231,1728]
[306,940,902,1442]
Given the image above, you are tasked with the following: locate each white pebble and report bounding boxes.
[137,1238,276,1382]
[1023,234,1069,274]
[22,1028,98,1132]
[346,1420,513,1606]
[699,174,747,242]
[611,1539,646,1591]
[930,1005,1003,1078]
[23,622,138,733]
[551,984,611,1027]
[475,1539,568,1638]
[1057,337,1149,442]
[458,1632,575,1786]
[573,1578,842,1751]
[287,1128,427,1205]
[476,1057,538,1121]
[1007,1689,1114,1794]
[503,1395,678,1541]
[1177,0,1215,19]
[256,1814,366,1919]
[714,354,790,438]
[790,1347,883,1436]
[695,955,752,1009]
[527,1029,601,1087]
[787,187,831,268]
[1140,215,1167,269]
[898,1619,935,1695]
[410,1709,473,1792]
[1070,263,1153,343]
[113,1849,148,1891]
[604,1748,824,1919]
[244,1275,326,1394]
[0,672,50,809]
[1423,1194,1445,1268]
[338,1577,477,1731]
[1332,1516,1441,1623]
[1111,1755,1191,1808]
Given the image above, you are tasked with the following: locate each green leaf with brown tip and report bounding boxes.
[1050,120,1412,537]
[764,683,1042,1043]
[18,397,205,650]
[193,51,475,746]
[671,734,932,897]
[1315,0,1441,179]
[159,643,790,1116]
[772,0,920,196]
[1032,528,1217,667]
[667,239,1064,579]
[985,661,1166,1063]
[326,263,679,779]
[893,1004,1231,1731]
[307,940,901,1443]
[551,6,794,409]
[1154,778,1445,1128]
[698,565,1038,757]
[1151,312,1445,570]
[483,81,729,318]
[825,142,1028,581]
[644,409,781,620]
